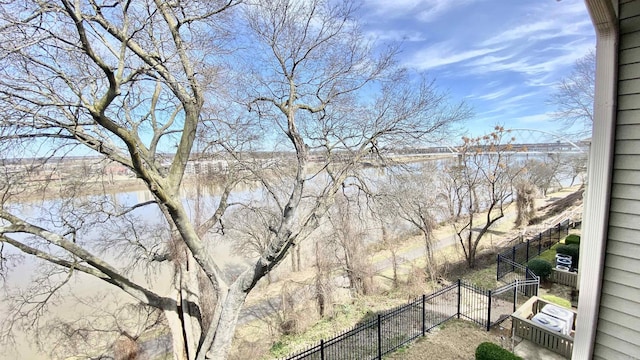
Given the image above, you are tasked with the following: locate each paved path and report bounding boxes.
[139,187,583,357]
[242,187,584,325]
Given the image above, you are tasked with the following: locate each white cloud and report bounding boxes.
[364,0,476,22]
[405,42,503,70]
[467,54,516,67]
[416,0,476,23]
[361,0,595,136]
[481,21,557,46]
[464,40,593,78]
[480,1,593,47]
[477,92,541,117]
[482,19,593,47]
[529,20,593,42]
[364,0,426,18]
[365,29,427,42]
[472,86,514,101]
[515,113,552,124]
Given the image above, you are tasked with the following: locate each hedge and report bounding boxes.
[527,259,553,280]
[565,234,581,245]
[475,342,522,360]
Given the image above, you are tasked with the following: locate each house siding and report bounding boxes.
[594,1,640,358]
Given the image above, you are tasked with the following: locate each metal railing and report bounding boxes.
[497,219,573,280]
[282,277,538,360]
[281,217,584,360]
[283,282,458,360]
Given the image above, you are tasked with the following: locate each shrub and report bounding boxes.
[527,259,553,280]
[475,342,522,360]
[556,244,580,267]
[565,234,581,245]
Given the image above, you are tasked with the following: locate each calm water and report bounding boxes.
[0,153,585,358]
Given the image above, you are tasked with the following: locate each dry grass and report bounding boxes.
[230,186,583,359]
[385,320,513,360]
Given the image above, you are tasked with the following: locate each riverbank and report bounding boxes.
[0,183,584,360]
[234,185,584,359]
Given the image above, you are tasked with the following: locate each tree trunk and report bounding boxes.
[165,248,205,360]
[164,308,188,360]
[466,231,476,269]
[468,235,478,269]
[290,245,299,272]
[205,282,249,360]
[180,269,202,360]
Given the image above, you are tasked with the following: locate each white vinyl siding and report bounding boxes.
[594,1,640,359]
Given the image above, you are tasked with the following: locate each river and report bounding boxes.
[0,152,585,359]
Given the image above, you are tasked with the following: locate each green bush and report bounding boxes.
[527,259,553,280]
[556,244,580,267]
[475,342,522,360]
[565,234,581,245]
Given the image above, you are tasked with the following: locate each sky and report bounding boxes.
[358,0,596,138]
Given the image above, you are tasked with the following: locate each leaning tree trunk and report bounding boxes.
[180,268,203,360]
[162,272,204,360]
[165,308,188,360]
[205,280,250,360]
[164,244,206,360]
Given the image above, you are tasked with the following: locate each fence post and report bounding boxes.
[422,294,426,336]
[487,290,492,331]
[496,255,500,280]
[525,239,530,262]
[320,339,325,360]
[377,314,382,360]
[513,279,517,313]
[538,233,542,255]
[528,271,534,297]
[511,247,516,271]
[457,279,461,319]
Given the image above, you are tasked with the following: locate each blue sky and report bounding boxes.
[359,0,595,137]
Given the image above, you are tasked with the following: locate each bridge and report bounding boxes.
[389,129,589,157]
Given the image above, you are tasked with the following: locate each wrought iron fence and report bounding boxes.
[283,283,458,360]
[280,217,580,360]
[458,281,489,328]
[281,277,536,360]
[497,219,573,280]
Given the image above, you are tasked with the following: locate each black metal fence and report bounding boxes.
[280,218,581,360]
[282,278,532,360]
[496,219,573,280]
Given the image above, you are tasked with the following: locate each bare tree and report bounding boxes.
[447,127,524,268]
[520,157,561,196]
[0,1,468,359]
[43,298,166,360]
[313,240,335,318]
[439,160,468,222]
[370,191,403,288]
[558,152,588,187]
[380,165,441,279]
[326,193,374,296]
[548,50,595,135]
[227,205,280,284]
[514,181,537,228]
